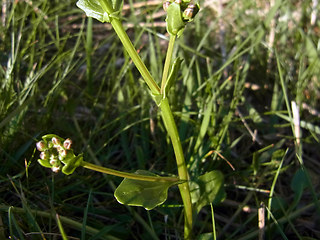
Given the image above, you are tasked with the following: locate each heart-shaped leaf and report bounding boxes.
[190,170,226,213]
[76,0,110,23]
[114,170,175,210]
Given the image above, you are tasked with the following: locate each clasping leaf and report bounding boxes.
[164,57,182,99]
[166,2,186,37]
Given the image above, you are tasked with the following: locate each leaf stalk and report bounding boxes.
[82,161,179,183]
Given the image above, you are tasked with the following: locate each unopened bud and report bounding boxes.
[63,138,72,150]
[59,149,67,158]
[163,0,171,11]
[40,151,48,160]
[51,166,60,173]
[174,0,181,4]
[52,137,61,146]
[50,154,58,162]
[183,4,195,20]
[56,145,63,152]
[50,158,57,165]
[36,141,46,152]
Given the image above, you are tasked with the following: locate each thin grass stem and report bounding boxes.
[56,214,69,240]
[210,203,217,240]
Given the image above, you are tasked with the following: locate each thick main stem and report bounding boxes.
[160,98,193,239]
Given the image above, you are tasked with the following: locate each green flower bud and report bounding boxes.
[50,154,58,163]
[47,141,54,149]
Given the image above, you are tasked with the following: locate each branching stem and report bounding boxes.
[96,1,193,238]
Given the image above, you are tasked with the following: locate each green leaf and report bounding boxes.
[76,0,111,23]
[114,170,174,210]
[190,170,225,213]
[290,168,309,205]
[166,2,186,37]
[37,158,53,168]
[61,154,83,175]
[41,133,64,143]
[291,168,308,194]
[189,180,200,203]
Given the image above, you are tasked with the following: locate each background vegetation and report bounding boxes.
[0,0,319,239]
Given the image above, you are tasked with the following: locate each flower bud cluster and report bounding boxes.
[36,135,73,173]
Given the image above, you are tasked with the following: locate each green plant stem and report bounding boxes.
[81,161,179,183]
[160,97,193,239]
[161,34,176,94]
[98,0,160,95]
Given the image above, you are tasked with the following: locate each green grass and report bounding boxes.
[1,0,320,239]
